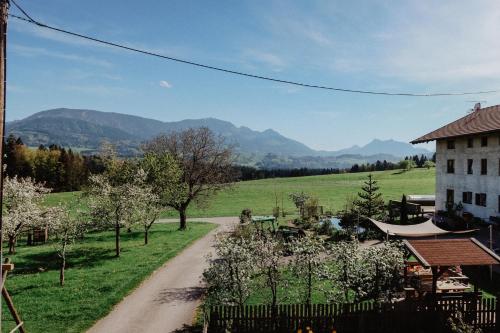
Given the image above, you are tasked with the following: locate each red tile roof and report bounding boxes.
[411,105,500,143]
[405,238,500,267]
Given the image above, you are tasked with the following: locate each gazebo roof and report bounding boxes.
[404,238,500,267]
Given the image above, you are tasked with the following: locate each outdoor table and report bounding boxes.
[251,215,277,232]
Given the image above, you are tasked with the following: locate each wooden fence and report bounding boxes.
[208,297,499,333]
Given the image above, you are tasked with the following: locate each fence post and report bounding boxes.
[495,295,500,333]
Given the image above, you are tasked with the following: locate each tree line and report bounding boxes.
[4,135,105,192]
[4,133,437,188]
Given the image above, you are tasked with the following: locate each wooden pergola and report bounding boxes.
[404,238,500,295]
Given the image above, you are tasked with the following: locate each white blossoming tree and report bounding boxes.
[3,175,50,254]
[203,234,257,308]
[361,241,405,301]
[329,240,405,302]
[252,233,285,308]
[288,236,326,305]
[327,240,364,302]
[128,169,162,245]
[48,205,87,286]
[87,169,138,257]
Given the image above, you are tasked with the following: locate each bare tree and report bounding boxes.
[143,127,236,230]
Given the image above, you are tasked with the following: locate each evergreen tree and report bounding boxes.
[400,194,409,225]
[353,174,385,218]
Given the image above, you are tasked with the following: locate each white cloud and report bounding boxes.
[242,49,286,72]
[159,80,173,89]
[11,44,112,67]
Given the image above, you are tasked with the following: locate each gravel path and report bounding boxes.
[87,217,238,333]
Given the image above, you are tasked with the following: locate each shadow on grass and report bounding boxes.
[14,247,115,274]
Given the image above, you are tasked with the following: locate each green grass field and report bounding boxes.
[46,168,435,219]
[1,222,216,333]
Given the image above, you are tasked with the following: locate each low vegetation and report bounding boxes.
[203,225,405,310]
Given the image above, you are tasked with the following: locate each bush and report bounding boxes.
[240,208,252,224]
[315,218,336,236]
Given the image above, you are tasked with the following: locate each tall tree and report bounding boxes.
[143,127,236,230]
[353,174,385,218]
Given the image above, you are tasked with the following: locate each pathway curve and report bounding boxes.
[87,217,238,333]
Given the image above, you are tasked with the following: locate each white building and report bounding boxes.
[412,104,500,221]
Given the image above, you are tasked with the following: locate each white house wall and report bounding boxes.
[436,133,500,219]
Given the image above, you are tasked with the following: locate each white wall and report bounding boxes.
[436,133,500,220]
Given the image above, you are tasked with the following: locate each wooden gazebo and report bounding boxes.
[404,238,500,295]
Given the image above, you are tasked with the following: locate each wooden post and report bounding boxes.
[495,295,500,333]
[2,259,25,333]
[0,1,8,330]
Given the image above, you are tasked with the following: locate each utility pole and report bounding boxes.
[0,0,9,330]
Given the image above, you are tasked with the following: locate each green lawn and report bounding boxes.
[45,168,435,219]
[1,222,217,333]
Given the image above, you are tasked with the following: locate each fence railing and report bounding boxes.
[208,296,499,333]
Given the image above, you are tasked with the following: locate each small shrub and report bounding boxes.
[272,206,280,219]
[240,208,252,224]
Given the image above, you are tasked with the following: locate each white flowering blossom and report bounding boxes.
[3,175,50,254]
[203,234,257,307]
[128,169,162,245]
[252,233,285,307]
[87,172,138,257]
[288,236,326,305]
[47,205,87,286]
[329,240,405,302]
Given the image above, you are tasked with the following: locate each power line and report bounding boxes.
[8,0,500,97]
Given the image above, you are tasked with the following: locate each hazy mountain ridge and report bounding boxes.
[7,108,432,167]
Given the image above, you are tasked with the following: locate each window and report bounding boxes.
[467,138,474,148]
[446,189,454,208]
[481,136,488,147]
[447,159,455,173]
[447,140,455,149]
[481,159,487,175]
[467,159,473,174]
[462,192,473,204]
[475,193,487,207]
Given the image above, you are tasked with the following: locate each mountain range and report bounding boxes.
[6,108,433,167]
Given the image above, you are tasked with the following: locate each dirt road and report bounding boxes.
[88,217,238,333]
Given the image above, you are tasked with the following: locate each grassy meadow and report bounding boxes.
[1,222,216,333]
[45,168,436,218]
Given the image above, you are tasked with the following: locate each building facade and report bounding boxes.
[412,104,500,221]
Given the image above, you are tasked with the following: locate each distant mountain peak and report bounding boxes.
[7,108,316,157]
[331,138,432,158]
[6,108,433,163]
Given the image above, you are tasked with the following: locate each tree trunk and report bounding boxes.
[144,226,149,245]
[179,207,187,230]
[115,220,121,257]
[60,256,66,286]
[8,236,16,254]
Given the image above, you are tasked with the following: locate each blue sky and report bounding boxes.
[6,0,500,151]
